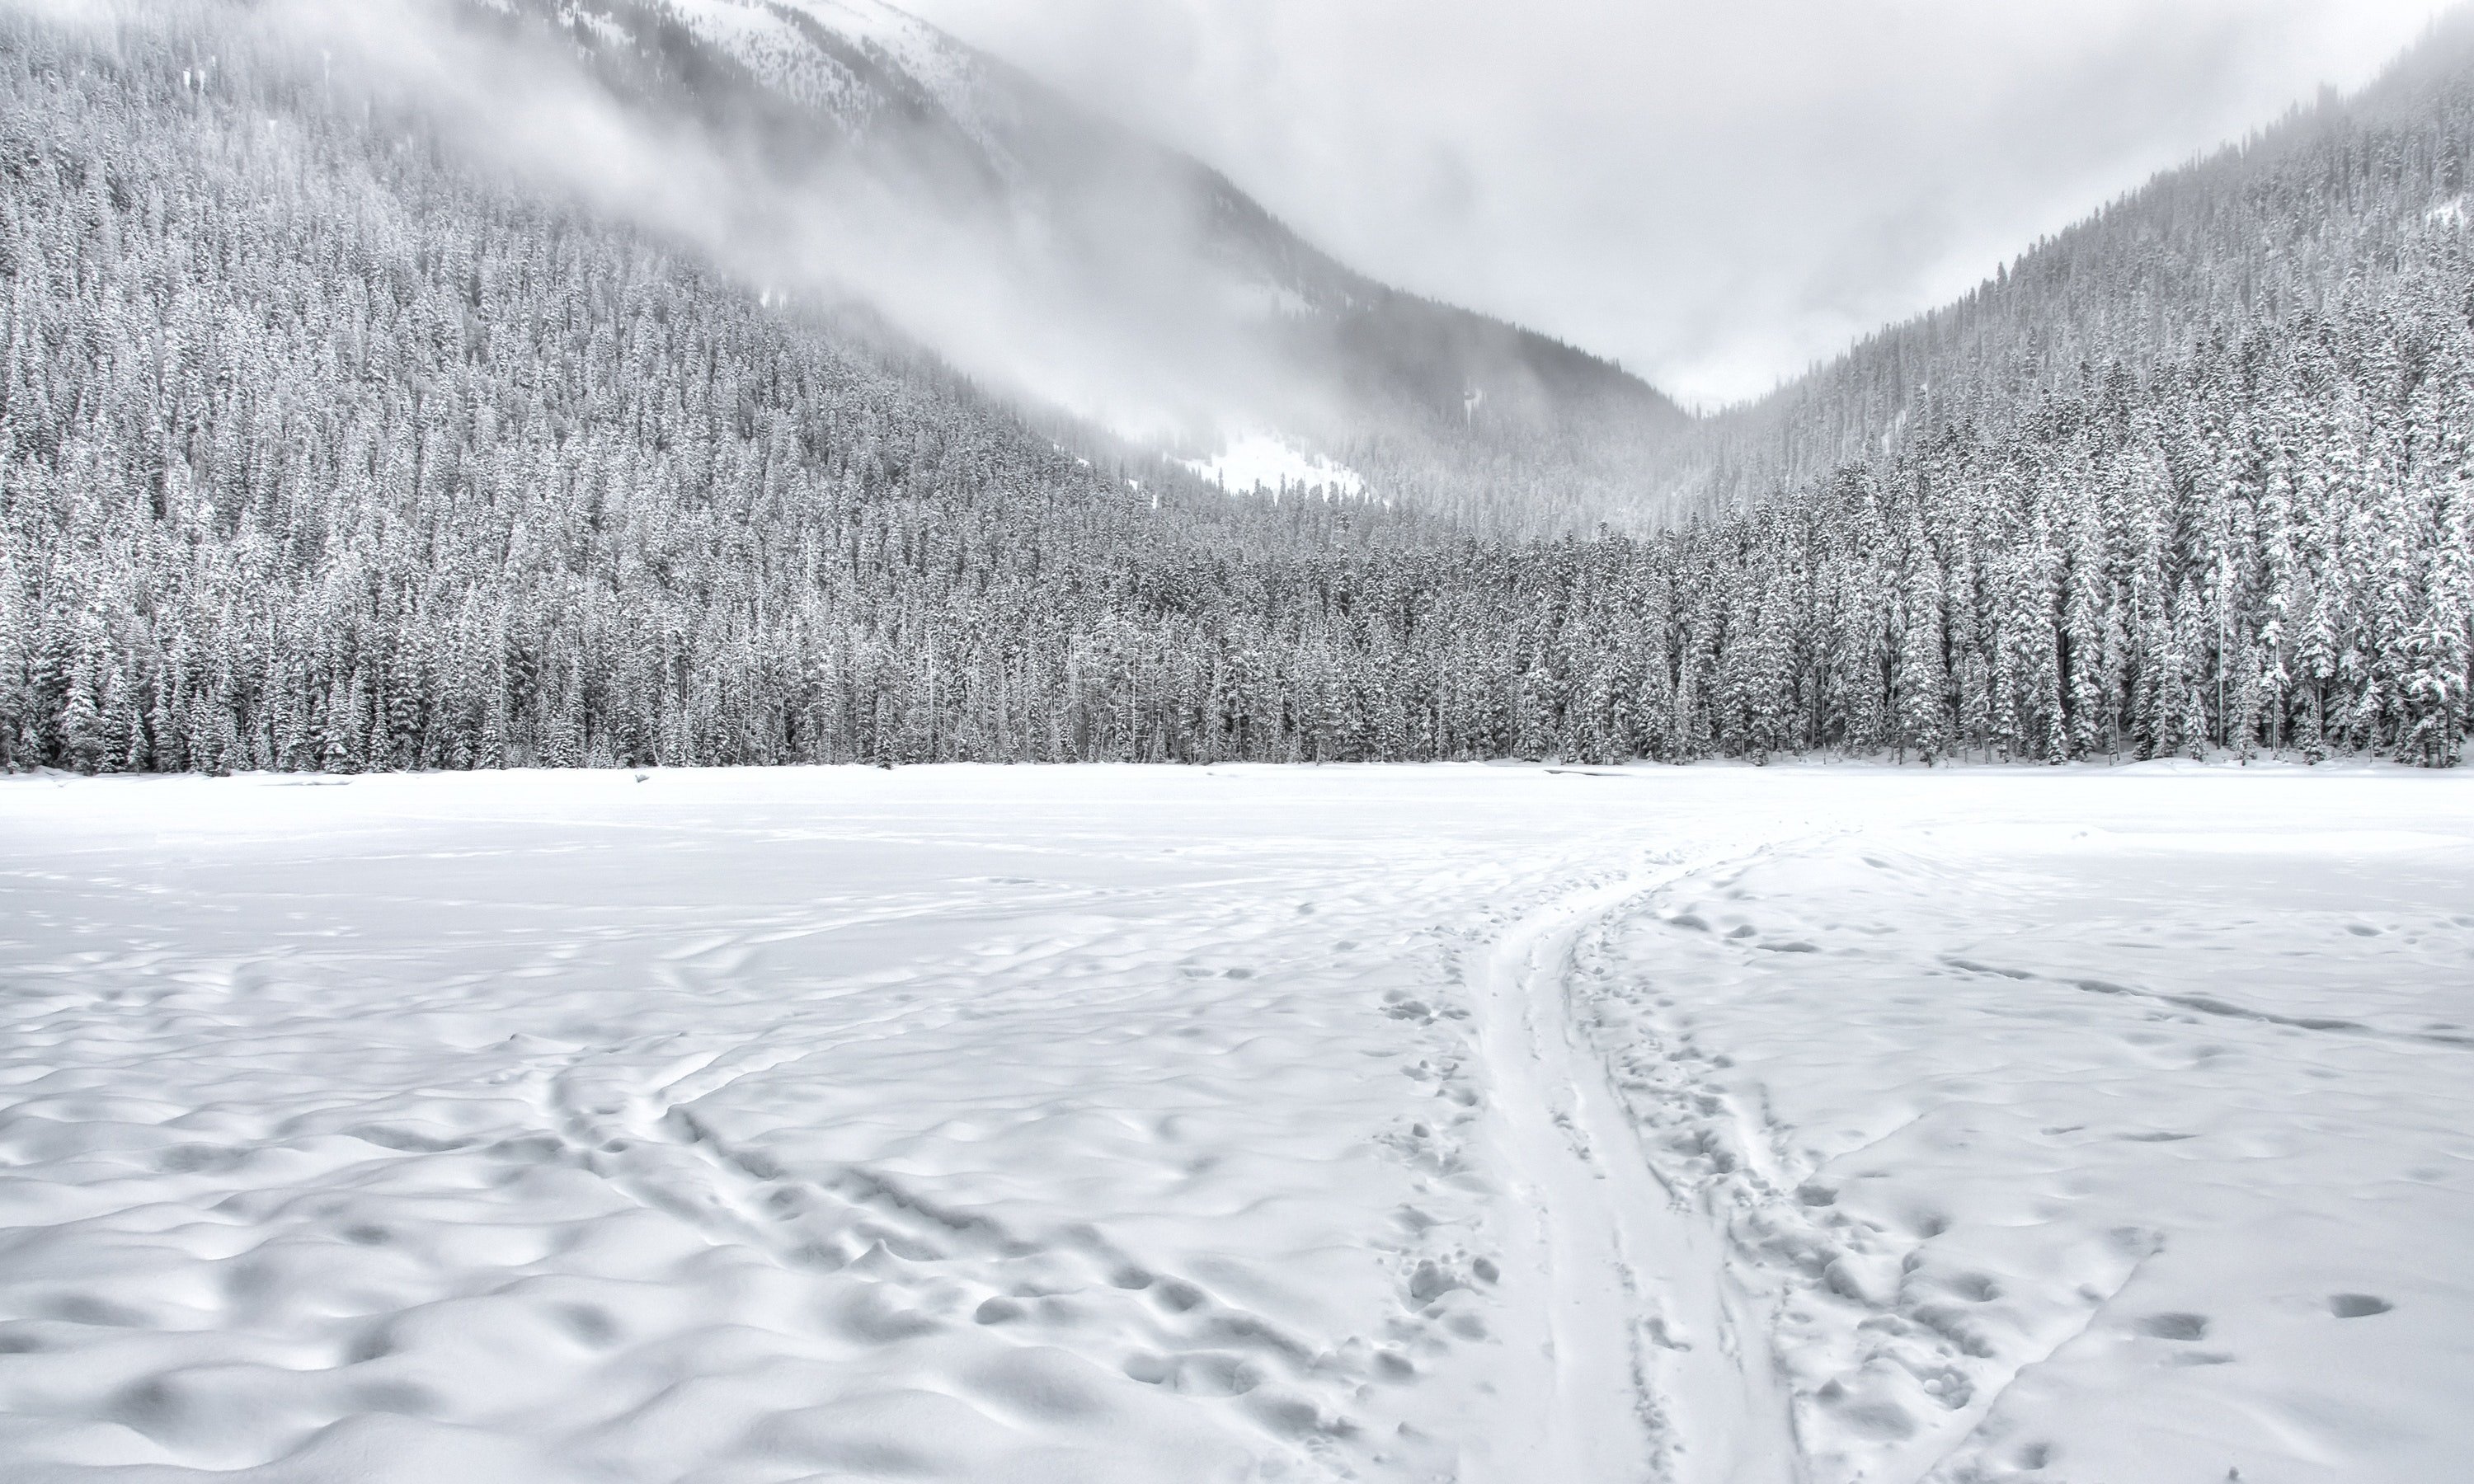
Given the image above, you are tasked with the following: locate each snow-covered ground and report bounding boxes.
[0,763,2466,1483]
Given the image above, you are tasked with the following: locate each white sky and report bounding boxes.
[906,0,2460,408]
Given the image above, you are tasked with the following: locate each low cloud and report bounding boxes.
[174,0,1319,446]
[911,0,2457,406]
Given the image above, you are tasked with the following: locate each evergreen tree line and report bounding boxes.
[2,14,2467,773]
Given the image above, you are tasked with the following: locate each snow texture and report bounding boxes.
[659,0,998,148]
[0,763,2467,1482]
[1180,435,1366,498]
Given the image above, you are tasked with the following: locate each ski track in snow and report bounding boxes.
[1470,843,1822,1484]
[0,763,2469,1483]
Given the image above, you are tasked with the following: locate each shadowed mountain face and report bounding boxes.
[441,0,1686,526]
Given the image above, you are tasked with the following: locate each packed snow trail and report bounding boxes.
[1468,852,1808,1484]
[1,763,2469,1483]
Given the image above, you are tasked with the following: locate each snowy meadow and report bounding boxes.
[0,763,2467,1483]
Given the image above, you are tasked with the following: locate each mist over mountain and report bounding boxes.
[332,0,1689,532]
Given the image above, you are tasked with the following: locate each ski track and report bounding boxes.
[1469,844,1816,1484]
[1,764,2469,1483]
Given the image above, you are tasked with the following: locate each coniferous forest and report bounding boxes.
[2,7,2469,774]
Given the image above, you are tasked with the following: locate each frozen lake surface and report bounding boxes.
[0,763,2467,1483]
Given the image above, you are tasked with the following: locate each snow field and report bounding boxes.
[0,763,2467,1483]
[1565,802,2474,1482]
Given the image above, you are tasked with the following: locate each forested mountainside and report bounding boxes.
[1,3,2467,773]
[1660,14,2474,514]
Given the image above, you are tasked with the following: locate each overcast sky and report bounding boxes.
[907,0,2458,408]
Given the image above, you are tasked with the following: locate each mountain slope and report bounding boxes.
[437,0,1689,533]
[1657,10,2474,512]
